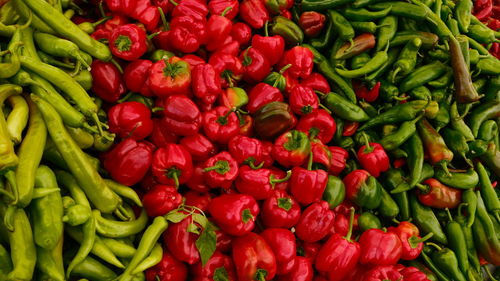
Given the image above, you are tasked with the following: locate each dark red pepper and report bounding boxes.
[171,0,209,21]
[191,251,237,281]
[299,11,326,37]
[209,193,259,236]
[203,151,239,189]
[342,121,359,137]
[152,143,193,187]
[109,24,148,61]
[142,185,182,217]
[357,137,390,178]
[186,164,211,193]
[202,106,240,144]
[328,146,349,176]
[261,190,301,229]
[276,256,313,281]
[261,228,297,274]
[145,251,188,281]
[359,228,403,265]
[290,165,328,206]
[235,166,291,200]
[289,85,319,115]
[160,94,202,136]
[214,37,241,56]
[90,60,126,103]
[272,130,311,167]
[150,118,178,147]
[231,22,252,46]
[353,80,380,103]
[296,109,336,143]
[280,46,314,79]
[240,47,272,83]
[232,232,277,281]
[108,101,153,140]
[180,133,217,162]
[209,0,239,20]
[247,83,284,114]
[295,201,335,243]
[363,265,404,281]
[123,59,154,97]
[209,53,244,88]
[184,191,212,213]
[191,63,222,105]
[251,33,285,66]
[239,0,270,29]
[300,72,331,94]
[164,214,201,264]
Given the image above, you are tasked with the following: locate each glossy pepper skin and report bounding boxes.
[123,59,154,97]
[90,60,126,103]
[209,194,259,236]
[202,106,240,144]
[247,83,284,114]
[276,256,313,281]
[152,144,193,187]
[235,166,289,200]
[295,201,335,243]
[203,152,239,189]
[328,146,349,176]
[289,85,319,116]
[171,0,208,20]
[231,22,252,46]
[357,140,390,178]
[232,232,277,281]
[290,167,328,206]
[103,138,153,186]
[191,251,237,281]
[261,228,297,274]
[105,0,160,31]
[296,109,336,143]
[161,95,202,137]
[180,133,216,162]
[387,221,428,261]
[241,47,271,83]
[299,11,326,37]
[343,170,382,209]
[108,101,153,140]
[205,10,233,52]
[209,53,244,88]
[149,57,192,98]
[220,87,248,109]
[363,265,403,281]
[191,63,222,105]
[209,0,239,20]
[301,73,331,94]
[228,135,264,167]
[272,130,311,167]
[280,46,314,79]
[417,178,462,209]
[168,16,207,53]
[142,185,182,217]
[261,190,301,229]
[164,214,201,264]
[145,251,188,281]
[109,24,148,61]
[239,0,270,29]
[252,34,285,66]
[399,266,431,281]
[186,164,211,193]
[359,228,403,265]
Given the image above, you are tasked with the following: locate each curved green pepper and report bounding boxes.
[435,168,478,190]
[322,175,345,209]
[270,16,304,46]
[409,194,447,244]
[358,212,382,231]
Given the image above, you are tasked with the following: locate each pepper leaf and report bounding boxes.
[192,213,209,228]
[213,267,230,281]
[187,223,200,235]
[165,210,189,223]
[195,221,217,266]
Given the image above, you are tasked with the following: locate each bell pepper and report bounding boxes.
[202,106,240,144]
[220,87,248,109]
[270,16,304,46]
[289,85,319,116]
[186,164,211,193]
[90,60,126,103]
[309,139,331,170]
[299,11,326,38]
[182,54,205,68]
[215,230,233,253]
[301,72,330,94]
[343,169,382,209]
[168,16,206,53]
[251,32,285,66]
[316,208,360,280]
[164,214,201,264]
[388,221,432,261]
[184,191,212,213]
[150,118,178,147]
[147,57,189,98]
[275,256,313,281]
[145,251,188,281]
[203,151,239,189]
[262,65,291,92]
[295,201,335,243]
[123,59,154,97]
[191,251,237,281]
[171,0,208,21]
[205,8,233,52]
[328,146,349,176]
[296,109,336,143]
[94,14,130,38]
[214,38,242,57]
[209,53,244,88]
[209,194,259,236]
[161,94,202,136]
[103,138,153,186]
[209,0,239,20]
[416,178,462,209]
[290,165,328,205]
[353,80,380,102]
[399,266,432,281]
[180,133,217,162]
[108,101,153,140]
[105,0,160,31]
[239,0,270,29]
[261,228,297,274]
[272,130,311,167]
[357,136,390,178]
[261,190,301,229]
[279,46,314,79]
[363,265,404,281]
[142,185,182,217]
[228,135,264,167]
[191,63,222,105]
[232,232,276,281]
[359,228,403,265]
[252,102,295,140]
[241,47,271,83]
[152,143,193,187]
[109,24,148,61]
[231,22,252,46]
[247,83,284,114]
[235,166,291,200]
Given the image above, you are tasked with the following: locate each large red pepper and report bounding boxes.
[357,136,390,178]
[202,106,240,144]
[142,185,182,217]
[240,47,271,83]
[359,228,403,265]
[316,208,360,280]
[280,46,314,79]
[239,0,270,29]
[261,190,301,229]
[145,251,188,281]
[191,63,222,105]
[388,221,432,261]
[235,166,291,200]
[232,232,277,281]
[90,60,126,103]
[251,32,285,66]
[123,59,154,97]
[272,130,311,167]
[103,138,153,186]
[186,164,211,193]
[344,169,382,209]
[205,8,233,51]
[109,24,148,61]
[149,57,191,98]
[164,214,201,264]
[231,22,252,46]
[209,0,239,20]
[295,201,335,243]
[328,146,349,176]
[309,139,332,170]
[353,80,380,102]
[261,228,297,274]
[399,266,431,281]
[228,135,264,167]
[180,133,217,162]
[296,109,336,143]
[152,144,193,187]
[290,165,328,205]
[289,85,319,116]
[247,83,284,114]
[214,38,241,56]
[301,72,331,94]
[416,178,462,209]
[108,101,153,140]
[191,251,237,281]
[299,11,326,37]
[161,94,202,136]
[203,151,239,189]
[169,16,207,53]
[276,256,313,281]
[171,0,208,20]
[209,53,244,88]
[209,194,259,236]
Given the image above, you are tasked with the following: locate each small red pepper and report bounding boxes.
[202,106,240,144]
[142,185,182,217]
[359,228,403,265]
[280,46,314,79]
[180,133,217,162]
[149,57,192,98]
[103,138,153,186]
[300,241,322,264]
[416,178,462,209]
[191,63,222,105]
[363,265,404,281]
[247,83,284,114]
[251,33,285,66]
[183,54,205,68]
[152,143,193,187]
[232,232,277,281]
[235,166,291,200]
[209,0,239,20]
[214,37,241,56]
[353,80,380,102]
[203,151,239,189]
[205,8,233,51]
[228,135,265,167]
[299,11,326,37]
[261,228,297,274]
[150,118,178,147]
[209,193,259,236]
[272,130,311,167]
[123,59,154,97]
[328,146,349,176]
[105,0,160,31]
[161,94,202,136]
[342,121,359,137]
[191,251,237,281]
[231,22,252,46]
[296,109,336,143]
[357,135,390,178]
[295,201,335,243]
[261,190,301,229]
[96,14,129,35]
[109,24,148,61]
[289,85,319,115]
[186,164,211,193]
[240,47,271,84]
[145,251,188,281]
[164,214,201,264]
[108,101,153,140]
[209,53,244,88]
[388,221,432,261]
[184,191,212,213]
[309,139,332,170]
[90,60,126,103]
[168,16,207,53]
[276,256,313,281]
[220,87,249,109]
[239,0,270,29]
[290,165,328,206]
[399,266,431,281]
[171,0,208,21]
[300,72,331,94]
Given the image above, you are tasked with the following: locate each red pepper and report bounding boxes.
[309,139,332,170]
[263,0,292,14]
[103,138,153,186]
[296,109,336,143]
[171,0,208,21]
[316,208,360,280]
[90,60,126,103]
[231,22,252,46]
[416,178,462,209]
[228,135,265,167]
[240,47,271,84]
[276,256,313,281]
[184,191,212,213]
[191,251,237,281]
[202,106,240,144]
[342,265,369,281]
[186,164,211,193]
[232,232,277,281]
[290,165,328,205]
[251,33,285,66]
[145,251,188,281]
[209,53,244,88]
[182,54,205,68]
[150,118,178,147]
[359,228,403,265]
[300,241,322,264]
[220,87,249,109]
[203,151,239,189]
[357,136,390,178]
[105,0,160,31]
[363,265,404,281]
[142,185,182,217]
[272,130,311,167]
[261,141,275,167]
[280,46,314,79]
[299,11,326,37]
[331,212,348,237]
[344,169,382,209]
[239,0,270,29]
[388,221,431,261]
[109,24,148,61]
[235,166,291,200]
[108,101,153,140]
[214,37,241,56]
[295,201,335,243]
[205,8,233,51]
[399,266,431,281]
[239,115,254,136]
[124,59,154,97]
[300,72,331,94]
[342,121,359,137]
[247,83,284,114]
[168,17,206,53]
[180,133,217,162]
[289,85,319,115]
[160,94,202,136]
[215,229,233,253]
[353,80,380,102]
[209,0,239,20]
[261,228,297,274]
[97,14,130,34]
[164,214,201,264]
[209,194,259,236]
[261,190,301,228]
[152,144,193,187]
[283,70,299,96]
[328,146,349,176]
[149,57,192,98]
[191,63,222,105]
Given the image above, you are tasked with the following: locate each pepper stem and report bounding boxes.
[343,207,356,242]
[91,16,112,28]
[203,160,230,175]
[408,232,434,249]
[415,183,430,194]
[270,170,292,185]
[457,203,467,217]
[361,132,373,153]
[158,7,169,30]
[445,208,454,222]
[98,0,106,18]
[484,266,498,281]
[440,161,451,177]
[390,67,401,83]
[110,58,123,73]
[169,0,178,6]
[318,103,332,114]
[264,21,269,37]
[248,160,264,170]
[216,108,235,125]
[255,269,268,281]
[279,64,292,74]
[147,32,160,40]
[426,242,442,252]
[307,151,313,170]
[220,6,232,17]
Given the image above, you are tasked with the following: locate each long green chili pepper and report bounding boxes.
[300,0,354,11]
[0,244,12,280]
[445,208,469,274]
[350,21,379,34]
[409,194,447,244]
[69,255,118,280]
[5,95,28,144]
[343,6,391,21]
[131,243,163,275]
[383,169,411,221]
[400,61,448,92]
[435,168,478,190]
[364,47,399,82]
[370,2,427,20]
[389,37,421,83]
[455,204,481,272]
[104,179,143,207]
[428,69,453,89]
[472,192,500,265]
[477,120,498,142]
[376,182,399,218]
[100,237,137,258]
[476,57,500,75]
[38,50,75,69]
[476,161,500,222]
[36,244,65,281]
[335,46,388,78]
[421,250,451,281]
[0,84,23,173]
[380,115,422,151]
[322,93,369,122]
[417,118,454,173]
[441,128,473,167]
[94,209,148,238]
[462,190,477,228]
[479,142,500,178]
[389,31,439,49]
[402,134,425,189]
[450,102,474,141]
[329,10,355,48]
[376,15,397,51]
[468,100,500,137]
[33,31,91,69]
[12,0,56,34]
[455,0,472,33]
[0,43,21,79]
[409,86,432,101]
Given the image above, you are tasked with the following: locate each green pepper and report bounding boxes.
[476,161,500,221]
[455,204,481,272]
[335,47,388,79]
[36,237,65,281]
[427,243,467,281]
[484,75,500,102]
[468,139,488,158]
[0,244,12,279]
[409,86,432,101]
[468,100,500,137]
[476,57,500,75]
[350,52,371,69]
[389,31,439,49]
[300,0,354,11]
[364,48,400,82]
[270,16,304,46]
[63,204,91,226]
[94,209,149,238]
[472,192,500,265]
[477,120,497,143]
[65,126,94,149]
[378,80,402,102]
[428,69,453,89]
[376,16,398,51]
[427,48,450,61]
[322,175,345,209]
[376,182,399,218]
[370,1,427,20]
[310,10,334,50]
[400,134,425,189]
[409,194,447,244]
[350,21,378,34]
[479,142,500,178]
[389,37,421,83]
[322,93,369,122]
[33,31,91,69]
[380,115,421,151]
[343,6,391,21]
[329,10,355,47]
[467,24,498,44]
[150,49,175,62]
[434,168,478,190]
[400,61,448,92]
[449,102,474,141]
[100,237,137,258]
[445,209,469,274]
[70,69,92,91]
[358,212,382,231]
[69,255,118,280]
[441,128,472,166]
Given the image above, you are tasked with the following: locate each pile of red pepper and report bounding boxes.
[473,0,500,58]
